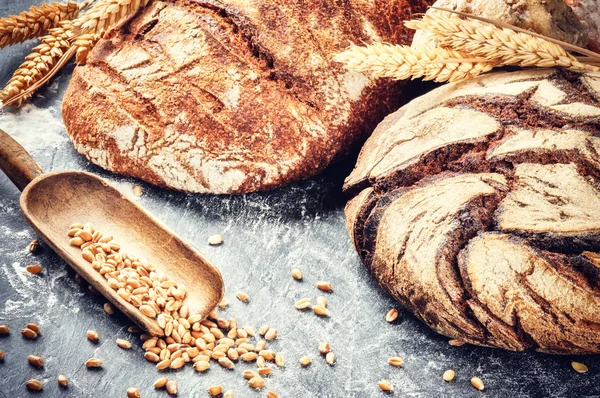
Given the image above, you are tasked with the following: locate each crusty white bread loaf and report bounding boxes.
[62,0,433,194]
[345,68,600,353]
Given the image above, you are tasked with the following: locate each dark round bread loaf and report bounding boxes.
[61,0,432,194]
[344,68,600,353]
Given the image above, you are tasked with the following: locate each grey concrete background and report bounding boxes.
[0,1,599,397]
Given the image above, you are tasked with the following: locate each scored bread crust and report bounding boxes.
[61,0,432,194]
[344,68,600,354]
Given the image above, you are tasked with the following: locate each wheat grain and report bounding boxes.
[405,14,599,72]
[74,0,150,35]
[333,43,495,83]
[0,1,80,48]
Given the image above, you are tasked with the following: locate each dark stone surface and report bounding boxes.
[1,1,599,397]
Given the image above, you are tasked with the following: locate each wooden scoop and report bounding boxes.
[0,129,224,336]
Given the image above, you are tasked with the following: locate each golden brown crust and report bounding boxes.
[62,0,433,194]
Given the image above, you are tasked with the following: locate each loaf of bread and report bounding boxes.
[344,68,600,353]
[568,0,600,52]
[61,0,432,194]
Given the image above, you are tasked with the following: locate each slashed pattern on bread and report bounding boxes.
[344,69,600,353]
[62,0,432,194]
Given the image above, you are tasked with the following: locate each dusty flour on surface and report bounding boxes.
[0,103,68,151]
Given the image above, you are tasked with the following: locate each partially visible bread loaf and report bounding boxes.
[344,68,600,353]
[568,0,600,52]
[412,0,589,48]
[62,0,432,194]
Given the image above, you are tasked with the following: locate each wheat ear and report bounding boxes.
[0,2,82,48]
[0,21,75,107]
[74,0,150,34]
[405,14,600,72]
[1,0,148,108]
[333,43,496,83]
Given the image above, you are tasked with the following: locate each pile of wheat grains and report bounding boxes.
[67,222,287,396]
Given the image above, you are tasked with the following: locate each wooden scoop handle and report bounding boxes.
[0,128,43,191]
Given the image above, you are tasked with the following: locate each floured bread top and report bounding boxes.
[61,0,432,194]
[345,68,600,354]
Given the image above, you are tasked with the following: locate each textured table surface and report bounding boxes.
[1,1,600,397]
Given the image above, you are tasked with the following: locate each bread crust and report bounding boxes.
[62,0,432,194]
[345,68,600,353]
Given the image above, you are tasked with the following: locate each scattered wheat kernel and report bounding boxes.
[207,385,223,396]
[443,369,456,382]
[85,358,102,368]
[28,240,39,253]
[471,377,484,390]
[103,302,115,315]
[378,380,393,392]
[291,268,302,280]
[275,353,285,367]
[248,376,265,389]
[316,281,333,292]
[166,380,178,395]
[170,357,186,369]
[26,323,40,334]
[259,325,270,336]
[28,355,44,367]
[218,298,229,309]
[448,339,465,347]
[326,352,335,365]
[243,370,258,380]
[265,328,278,341]
[25,379,43,391]
[194,361,210,372]
[300,356,311,366]
[258,367,272,376]
[156,359,171,369]
[316,296,327,307]
[153,377,168,388]
[117,338,132,349]
[388,357,404,367]
[572,362,589,373]
[208,234,223,246]
[26,264,43,274]
[386,309,398,323]
[318,342,331,354]
[127,387,141,398]
[218,356,235,369]
[0,325,9,335]
[312,305,329,316]
[295,298,311,310]
[267,392,280,398]
[139,304,157,318]
[223,390,234,398]
[132,185,143,197]
[21,328,38,339]
[241,352,258,362]
[128,326,142,334]
[57,375,68,387]
[236,292,249,302]
[0,349,4,360]
[257,356,266,368]
[87,330,99,342]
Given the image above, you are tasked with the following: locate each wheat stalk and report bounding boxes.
[73,0,150,35]
[405,14,600,72]
[1,0,148,108]
[333,43,496,83]
[0,1,84,48]
[0,21,75,106]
